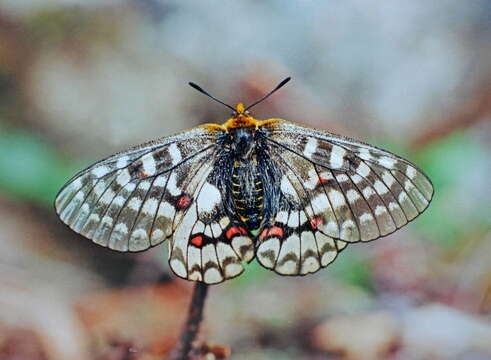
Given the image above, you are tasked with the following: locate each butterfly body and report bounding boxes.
[230,156,264,231]
[55,87,433,284]
[215,123,275,233]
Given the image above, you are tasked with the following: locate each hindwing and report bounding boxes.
[256,145,347,276]
[168,171,255,284]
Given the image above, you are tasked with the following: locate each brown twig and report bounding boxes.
[168,282,209,360]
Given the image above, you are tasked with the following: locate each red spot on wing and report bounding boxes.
[176,195,192,209]
[310,217,323,229]
[138,172,149,179]
[316,176,331,185]
[190,235,203,247]
[259,226,284,240]
[226,226,248,240]
[226,227,240,239]
[269,226,284,238]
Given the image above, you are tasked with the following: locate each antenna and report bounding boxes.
[188,82,235,112]
[245,77,291,111]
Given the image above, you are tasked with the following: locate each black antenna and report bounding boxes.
[245,76,291,111]
[188,82,235,111]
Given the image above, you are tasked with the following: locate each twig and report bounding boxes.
[168,282,209,360]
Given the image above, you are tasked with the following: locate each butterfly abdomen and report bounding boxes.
[231,158,264,232]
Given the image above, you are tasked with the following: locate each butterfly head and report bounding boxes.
[225,103,257,129]
[232,103,250,117]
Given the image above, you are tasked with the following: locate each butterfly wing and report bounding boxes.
[55,125,255,284]
[54,126,218,252]
[256,144,347,275]
[262,120,434,244]
[169,173,255,284]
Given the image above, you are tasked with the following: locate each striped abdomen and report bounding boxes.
[231,159,264,231]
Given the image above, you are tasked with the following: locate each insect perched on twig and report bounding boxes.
[55,77,433,284]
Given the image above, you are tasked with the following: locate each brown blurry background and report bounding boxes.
[0,1,490,359]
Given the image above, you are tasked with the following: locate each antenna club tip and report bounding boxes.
[281,77,292,85]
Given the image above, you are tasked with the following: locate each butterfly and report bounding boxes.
[55,77,433,284]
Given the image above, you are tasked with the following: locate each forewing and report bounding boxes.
[263,120,433,243]
[54,127,218,251]
[168,173,255,284]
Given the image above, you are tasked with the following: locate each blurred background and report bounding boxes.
[0,1,490,359]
